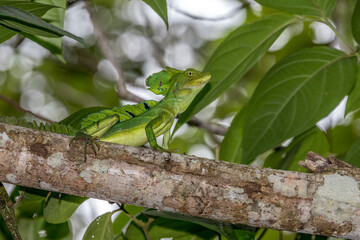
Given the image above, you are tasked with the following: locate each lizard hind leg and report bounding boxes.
[71,115,120,161]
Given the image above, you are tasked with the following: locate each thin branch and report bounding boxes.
[187,118,227,136]
[1,123,360,239]
[169,2,250,21]
[84,0,143,103]
[0,94,52,122]
[323,19,355,53]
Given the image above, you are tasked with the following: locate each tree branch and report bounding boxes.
[1,123,360,238]
[84,0,143,103]
[169,2,250,21]
[0,94,52,123]
[187,118,227,136]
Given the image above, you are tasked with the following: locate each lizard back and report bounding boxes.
[80,100,158,130]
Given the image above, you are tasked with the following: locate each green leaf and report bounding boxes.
[113,205,145,235]
[242,47,357,163]
[0,24,17,43]
[219,108,245,163]
[113,212,130,235]
[0,1,57,17]
[264,127,329,171]
[295,233,328,240]
[327,124,359,156]
[0,1,57,43]
[234,229,256,240]
[44,194,87,224]
[125,215,218,240]
[346,65,360,114]
[352,0,360,44]
[15,189,72,240]
[0,6,85,46]
[255,0,336,17]
[83,212,114,240]
[30,0,67,62]
[176,14,298,131]
[144,210,255,240]
[142,0,168,29]
[288,127,329,172]
[18,216,72,240]
[345,137,360,167]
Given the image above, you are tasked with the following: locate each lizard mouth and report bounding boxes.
[184,73,211,89]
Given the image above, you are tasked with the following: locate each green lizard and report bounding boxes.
[1,66,210,153]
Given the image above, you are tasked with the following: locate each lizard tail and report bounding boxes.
[0,116,77,136]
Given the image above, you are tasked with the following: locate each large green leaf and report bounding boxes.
[113,205,144,236]
[345,60,360,114]
[326,123,359,156]
[125,215,218,240]
[256,0,336,17]
[83,212,115,240]
[288,127,329,172]
[176,14,298,130]
[142,0,168,28]
[242,47,357,163]
[144,210,255,240]
[352,0,360,44]
[0,1,57,43]
[345,137,360,167]
[263,127,329,171]
[219,108,245,163]
[29,0,67,61]
[44,194,87,224]
[0,5,85,45]
[15,190,72,240]
[0,24,17,43]
[0,1,56,16]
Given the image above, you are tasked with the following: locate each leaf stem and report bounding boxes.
[118,204,153,239]
[323,19,355,53]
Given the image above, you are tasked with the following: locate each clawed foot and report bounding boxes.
[70,132,100,161]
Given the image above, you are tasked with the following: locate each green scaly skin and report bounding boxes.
[77,67,211,151]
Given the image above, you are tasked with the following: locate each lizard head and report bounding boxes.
[168,67,211,113]
[146,67,181,96]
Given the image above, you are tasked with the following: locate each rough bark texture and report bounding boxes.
[0,123,360,239]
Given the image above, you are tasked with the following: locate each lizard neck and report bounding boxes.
[160,88,201,114]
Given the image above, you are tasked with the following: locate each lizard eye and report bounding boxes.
[187,71,194,76]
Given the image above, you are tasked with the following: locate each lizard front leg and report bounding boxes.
[71,115,120,161]
[145,113,173,151]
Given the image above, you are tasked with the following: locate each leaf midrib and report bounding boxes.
[244,53,349,160]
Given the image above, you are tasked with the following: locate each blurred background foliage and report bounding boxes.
[0,0,359,239]
[1,0,356,159]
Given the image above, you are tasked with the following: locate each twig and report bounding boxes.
[187,118,227,136]
[323,19,355,53]
[118,203,154,240]
[84,0,143,103]
[169,2,250,21]
[0,94,52,122]
[299,151,354,173]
